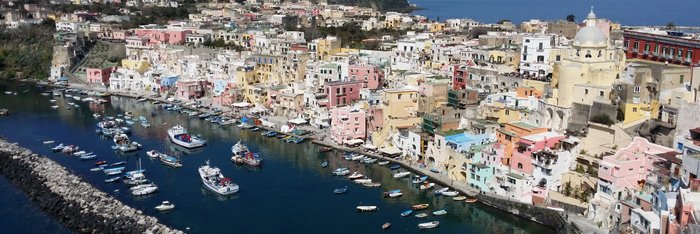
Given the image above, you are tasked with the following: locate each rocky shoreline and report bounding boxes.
[0,137,182,234]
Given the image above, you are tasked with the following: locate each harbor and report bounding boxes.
[0,80,554,233]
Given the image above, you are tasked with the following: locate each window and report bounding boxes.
[556,55,561,61]
[633,97,640,104]
[688,49,694,59]
[678,48,684,58]
[633,41,639,50]
[336,88,340,93]
[585,50,592,58]
[538,42,543,50]
[634,86,641,93]
[523,46,528,54]
[654,44,659,54]
[644,43,650,52]
[585,89,589,95]
[618,85,622,90]
[624,40,629,48]
[505,110,510,115]
[397,94,402,100]
[599,91,604,97]
[523,55,527,61]
[681,75,685,83]
[633,107,638,112]
[517,163,523,169]
[670,47,675,58]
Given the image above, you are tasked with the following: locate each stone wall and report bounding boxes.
[477,193,580,234]
[0,138,181,234]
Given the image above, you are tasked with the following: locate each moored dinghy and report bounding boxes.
[356,206,378,212]
[432,210,447,216]
[333,186,348,194]
[418,221,439,229]
[155,201,175,211]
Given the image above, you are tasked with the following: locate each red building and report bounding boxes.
[453,66,468,90]
[323,80,363,109]
[623,30,700,66]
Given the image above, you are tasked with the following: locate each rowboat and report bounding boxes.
[418,221,439,229]
[419,182,435,190]
[453,196,467,201]
[321,161,328,168]
[465,197,479,203]
[334,186,348,194]
[412,204,429,210]
[393,171,411,178]
[353,179,372,184]
[414,213,428,218]
[441,191,459,197]
[347,172,363,179]
[378,161,390,166]
[432,210,447,216]
[356,206,378,212]
[94,161,107,166]
[104,177,120,183]
[390,164,400,170]
[434,187,449,195]
[401,209,413,217]
[382,223,391,230]
[43,140,55,144]
[412,175,428,184]
[362,182,381,188]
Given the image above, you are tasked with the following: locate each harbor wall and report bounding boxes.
[0,137,181,234]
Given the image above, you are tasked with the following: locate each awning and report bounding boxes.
[344,139,364,145]
[379,146,401,155]
[250,106,266,113]
[288,117,307,124]
[363,144,377,150]
[232,102,251,108]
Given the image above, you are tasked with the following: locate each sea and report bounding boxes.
[0,80,553,233]
[410,0,700,26]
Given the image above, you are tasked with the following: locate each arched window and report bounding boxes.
[598,50,602,57]
[517,163,523,169]
[576,49,580,57]
[585,50,592,58]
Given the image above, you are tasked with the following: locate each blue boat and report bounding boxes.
[412,175,428,184]
[80,155,97,160]
[386,189,401,194]
[333,186,348,194]
[401,210,413,217]
[430,168,441,173]
[390,164,401,170]
[321,161,328,168]
[111,161,126,166]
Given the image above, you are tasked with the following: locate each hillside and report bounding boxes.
[0,20,55,80]
[326,0,415,12]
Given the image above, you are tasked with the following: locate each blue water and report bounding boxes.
[410,0,700,26]
[0,80,552,233]
[0,176,71,234]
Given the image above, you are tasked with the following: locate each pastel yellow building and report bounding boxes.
[121,59,150,73]
[372,88,422,146]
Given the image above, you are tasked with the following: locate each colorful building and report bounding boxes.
[324,80,363,109]
[623,30,700,67]
[330,107,366,145]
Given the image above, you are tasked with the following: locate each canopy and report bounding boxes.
[250,106,267,113]
[379,146,401,155]
[344,139,364,145]
[232,102,251,108]
[288,117,307,124]
[363,144,377,150]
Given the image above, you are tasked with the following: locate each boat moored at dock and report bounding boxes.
[168,125,206,149]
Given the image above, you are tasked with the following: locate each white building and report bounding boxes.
[519,34,555,77]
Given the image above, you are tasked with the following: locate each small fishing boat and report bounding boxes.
[51,143,65,152]
[111,161,126,166]
[378,161,390,165]
[356,206,378,212]
[412,204,429,210]
[104,177,121,183]
[321,161,328,168]
[363,182,381,188]
[393,171,411,178]
[105,169,123,176]
[43,140,55,144]
[80,155,97,160]
[434,187,449,195]
[333,168,350,176]
[382,223,391,230]
[333,186,348,194]
[347,172,363,179]
[432,210,447,216]
[390,164,400,170]
[168,125,206,148]
[132,184,158,196]
[465,197,479,203]
[50,105,59,109]
[441,191,459,197]
[155,201,175,211]
[418,221,439,229]
[384,190,402,198]
[453,196,467,201]
[160,155,183,168]
[231,141,262,167]
[401,209,414,217]
[420,183,435,190]
[90,167,103,172]
[94,161,107,166]
[351,155,364,161]
[146,150,161,159]
[319,147,332,153]
[354,178,372,184]
[199,160,239,195]
[414,213,428,218]
[412,175,428,184]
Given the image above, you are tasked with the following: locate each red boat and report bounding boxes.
[95,161,107,166]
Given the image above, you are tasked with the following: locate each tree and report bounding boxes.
[566,14,575,22]
[590,114,614,125]
[666,22,676,30]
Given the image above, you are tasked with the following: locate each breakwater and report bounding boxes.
[0,138,181,234]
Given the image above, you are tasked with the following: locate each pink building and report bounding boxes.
[349,65,384,90]
[597,137,673,200]
[175,80,206,100]
[133,29,189,45]
[324,80,363,108]
[86,67,116,84]
[330,107,366,145]
[510,132,566,175]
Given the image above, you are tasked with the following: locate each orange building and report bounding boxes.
[496,121,548,166]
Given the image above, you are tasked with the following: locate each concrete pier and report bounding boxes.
[0,138,182,234]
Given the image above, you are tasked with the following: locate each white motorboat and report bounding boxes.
[418,221,439,229]
[441,191,459,197]
[113,133,140,152]
[333,168,350,176]
[199,160,239,195]
[393,171,411,178]
[419,183,435,190]
[230,141,262,167]
[356,206,378,212]
[378,161,390,165]
[146,150,161,159]
[351,155,364,161]
[43,140,55,144]
[353,179,372,184]
[347,172,363,179]
[155,201,175,211]
[50,105,59,109]
[132,184,158,196]
[168,125,206,148]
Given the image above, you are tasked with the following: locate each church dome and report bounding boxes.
[573,26,606,46]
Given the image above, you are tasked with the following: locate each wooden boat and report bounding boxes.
[432,210,447,216]
[412,204,429,210]
[418,221,439,229]
[356,206,378,212]
[414,213,428,218]
[94,161,108,166]
[382,222,391,230]
[420,182,435,190]
[401,209,413,217]
[453,196,467,201]
[464,198,479,203]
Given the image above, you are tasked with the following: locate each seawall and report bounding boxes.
[0,137,182,234]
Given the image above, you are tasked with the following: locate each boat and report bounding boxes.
[146,150,161,159]
[94,161,107,166]
[347,172,363,179]
[384,190,402,198]
[453,196,467,201]
[412,175,428,184]
[168,125,206,148]
[155,201,175,211]
[333,168,350,176]
[353,179,372,184]
[160,154,183,168]
[321,161,328,168]
[441,191,459,197]
[414,213,428,218]
[113,134,140,152]
[418,221,439,229]
[333,186,348,194]
[80,155,97,160]
[362,182,381,188]
[103,166,125,175]
[430,168,441,173]
[319,147,332,153]
[378,161,389,165]
[51,143,65,152]
[393,171,411,178]
[123,172,148,185]
[432,210,447,216]
[104,177,121,183]
[129,183,155,191]
[356,206,378,212]
[401,210,414,217]
[464,197,479,203]
[111,161,126,166]
[50,105,59,109]
[230,141,262,167]
[412,204,429,210]
[105,169,123,176]
[137,97,148,102]
[434,187,449,195]
[199,160,239,195]
[390,164,401,170]
[351,155,364,161]
[382,223,391,230]
[43,140,55,144]
[90,167,103,172]
[132,184,158,196]
[420,183,435,190]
